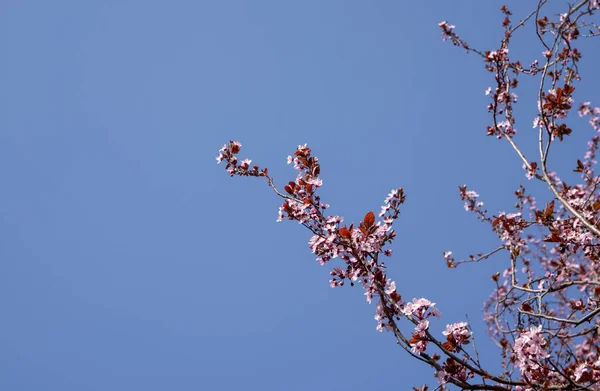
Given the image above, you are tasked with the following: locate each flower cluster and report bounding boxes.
[573,356,600,383]
[216,141,268,178]
[579,102,600,132]
[458,185,489,225]
[513,325,550,381]
[441,322,472,353]
[436,358,474,386]
[443,251,455,268]
[491,212,527,251]
[404,298,440,354]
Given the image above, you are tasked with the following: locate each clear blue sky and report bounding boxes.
[2,1,599,390]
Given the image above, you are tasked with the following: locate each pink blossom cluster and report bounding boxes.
[437,21,457,43]
[573,356,600,383]
[443,251,455,268]
[492,212,527,251]
[216,141,268,178]
[579,102,600,132]
[436,358,474,386]
[404,298,439,354]
[522,162,538,180]
[513,325,550,381]
[458,185,488,223]
[542,183,600,253]
[442,322,472,351]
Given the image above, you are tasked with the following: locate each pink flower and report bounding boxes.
[385,189,399,203]
[374,301,392,332]
[306,177,323,187]
[443,322,472,345]
[416,319,429,332]
[296,143,310,154]
[402,298,436,319]
[438,21,455,30]
[385,280,396,295]
[239,158,252,169]
[411,340,427,354]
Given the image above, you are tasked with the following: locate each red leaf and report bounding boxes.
[545,200,555,218]
[442,340,458,352]
[339,227,351,239]
[364,211,375,228]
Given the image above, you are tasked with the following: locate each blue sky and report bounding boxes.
[2,1,599,390]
